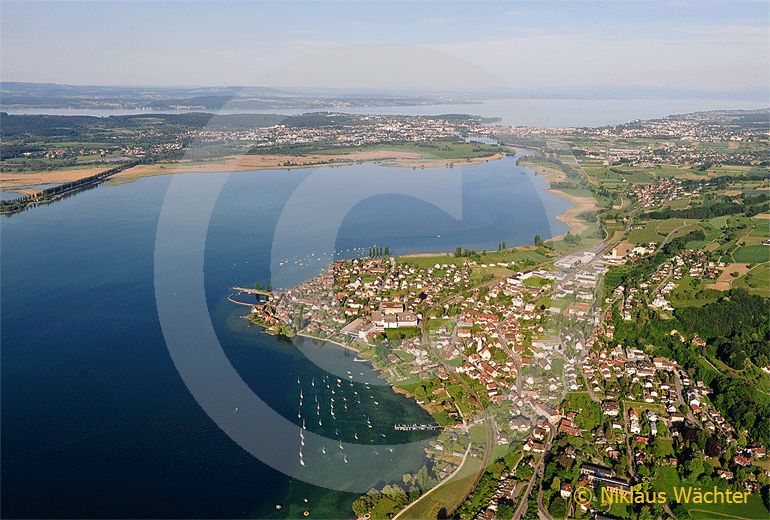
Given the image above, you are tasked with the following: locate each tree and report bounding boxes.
[548,495,567,518]
[534,234,543,246]
[254,281,260,290]
[684,458,704,479]
[497,501,515,520]
[384,245,390,256]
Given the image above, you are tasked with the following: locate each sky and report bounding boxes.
[1,1,768,93]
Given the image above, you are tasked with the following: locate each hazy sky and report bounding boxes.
[1,1,768,92]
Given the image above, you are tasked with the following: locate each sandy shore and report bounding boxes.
[109,151,507,184]
[518,157,598,236]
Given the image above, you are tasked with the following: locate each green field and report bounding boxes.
[398,448,484,519]
[732,245,770,263]
[250,140,502,160]
[733,263,770,297]
[653,467,769,520]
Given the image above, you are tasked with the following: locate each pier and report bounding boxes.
[394,423,441,431]
[232,286,273,298]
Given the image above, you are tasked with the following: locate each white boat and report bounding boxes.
[344,454,348,464]
[354,432,358,440]
[322,446,326,454]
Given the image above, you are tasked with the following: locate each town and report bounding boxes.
[238,108,769,520]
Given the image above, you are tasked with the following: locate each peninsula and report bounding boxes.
[233,109,770,520]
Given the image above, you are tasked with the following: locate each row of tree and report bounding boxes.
[368,245,390,257]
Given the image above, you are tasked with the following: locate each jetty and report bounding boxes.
[232,286,273,297]
[394,423,441,431]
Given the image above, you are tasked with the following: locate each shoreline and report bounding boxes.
[108,151,508,185]
[0,151,507,190]
[517,155,597,237]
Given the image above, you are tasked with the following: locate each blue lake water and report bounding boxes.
[1,154,568,518]
[2,184,63,201]
[1,191,24,200]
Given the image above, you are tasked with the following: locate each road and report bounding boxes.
[513,426,555,520]
[408,297,495,519]
[392,442,473,520]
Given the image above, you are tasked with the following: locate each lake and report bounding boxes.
[2,97,765,127]
[1,154,567,517]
